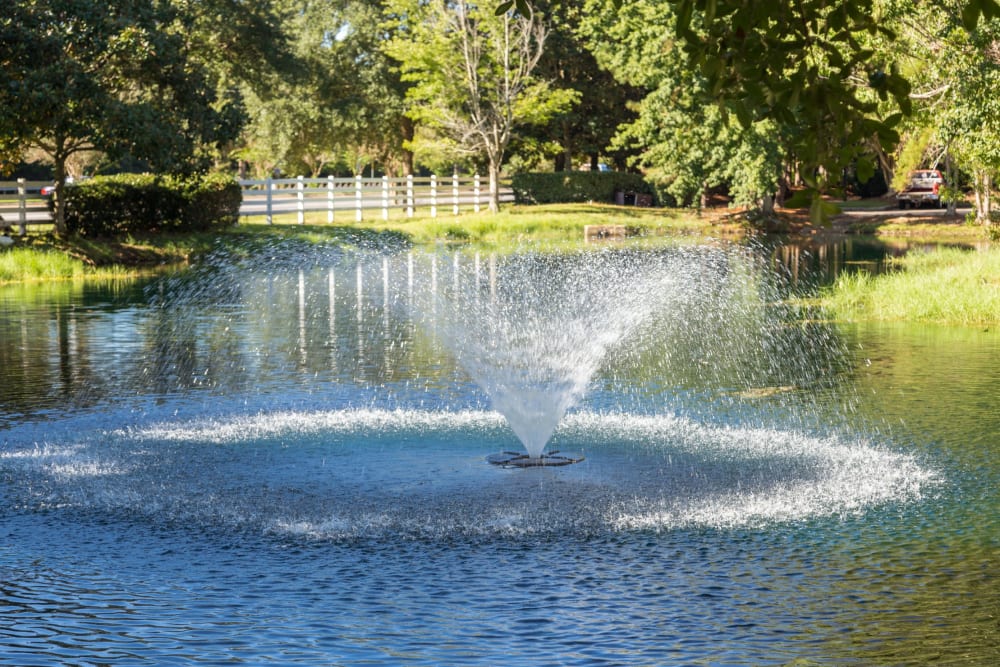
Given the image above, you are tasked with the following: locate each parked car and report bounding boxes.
[896,169,944,208]
[40,177,80,198]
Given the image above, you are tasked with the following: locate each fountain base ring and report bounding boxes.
[487,451,584,467]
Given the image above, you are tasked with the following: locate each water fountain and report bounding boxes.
[407,249,696,466]
[1,239,953,665]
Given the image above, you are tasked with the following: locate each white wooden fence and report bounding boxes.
[238,174,513,224]
[0,179,53,233]
[0,174,512,234]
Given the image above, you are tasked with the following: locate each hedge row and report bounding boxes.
[63,173,241,237]
[510,171,656,205]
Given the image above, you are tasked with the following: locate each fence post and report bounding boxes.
[297,175,305,225]
[266,177,273,225]
[353,175,361,222]
[474,174,481,214]
[17,178,27,235]
[406,175,414,218]
[327,175,335,224]
[430,174,437,218]
[380,176,388,220]
[453,172,459,215]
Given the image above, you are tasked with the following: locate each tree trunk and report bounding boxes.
[561,120,573,171]
[761,193,775,216]
[52,151,68,236]
[945,154,957,216]
[488,159,501,213]
[871,141,894,194]
[776,174,788,208]
[975,170,992,223]
[984,173,992,223]
[400,117,415,176]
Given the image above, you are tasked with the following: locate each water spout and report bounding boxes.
[407,249,699,459]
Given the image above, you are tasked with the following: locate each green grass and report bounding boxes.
[0,246,133,283]
[241,203,735,247]
[1,203,728,284]
[822,247,1000,326]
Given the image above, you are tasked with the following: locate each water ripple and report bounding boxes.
[2,408,937,541]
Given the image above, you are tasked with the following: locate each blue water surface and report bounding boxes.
[2,244,997,665]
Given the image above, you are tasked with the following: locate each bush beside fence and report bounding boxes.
[64,173,240,237]
[510,172,656,205]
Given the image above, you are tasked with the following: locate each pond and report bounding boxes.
[1,236,998,665]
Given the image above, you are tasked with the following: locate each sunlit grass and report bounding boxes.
[4,203,729,283]
[0,248,140,284]
[823,247,1000,325]
[239,203,738,246]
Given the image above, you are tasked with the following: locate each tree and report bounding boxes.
[519,0,642,172]
[512,0,1000,221]
[940,23,1000,224]
[1,0,244,233]
[871,0,1000,224]
[234,0,413,179]
[579,0,786,213]
[385,0,576,211]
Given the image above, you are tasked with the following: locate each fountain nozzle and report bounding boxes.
[486,451,584,468]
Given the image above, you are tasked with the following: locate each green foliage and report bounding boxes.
[235,0,411,178]
[384,0,574,210]
[674,0,909,168]
[515,0,641,171]
[579,0,783,212]
[1,0,256,233]
[510,172,653,204]
[823,247,1000,325]
[62,174,240,237]
[891,127,937,192]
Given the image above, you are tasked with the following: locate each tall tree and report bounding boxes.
[385,0,576,211]
[871,0,1000,223]
[1,0,247,233]
[939,18,1000,223]
[521,0,641,172]
[579,0,786,214]
[235,0,412,178]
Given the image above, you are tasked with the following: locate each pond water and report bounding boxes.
[1,237,998,665]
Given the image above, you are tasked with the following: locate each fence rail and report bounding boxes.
[0,174,511,235]
[0,179,53,233]
[238,174,512,224]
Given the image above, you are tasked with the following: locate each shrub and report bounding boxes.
[510,171,655,205]
[174,172,242,232]
[63,173,241,237]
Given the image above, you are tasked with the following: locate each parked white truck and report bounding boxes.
[896,169,945,209]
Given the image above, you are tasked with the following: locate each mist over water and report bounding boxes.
[405,244,856,458]
[0,407,933,540]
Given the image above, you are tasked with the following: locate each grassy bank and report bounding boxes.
[240,203,738,245]
[0,232,217,284]
[0,204,734,283]
[822,247,1000,326]
[837,214,992,241]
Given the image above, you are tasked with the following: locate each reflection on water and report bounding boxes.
[765,235,982,287]
[1,239,999,665]
[0,243,859,427]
